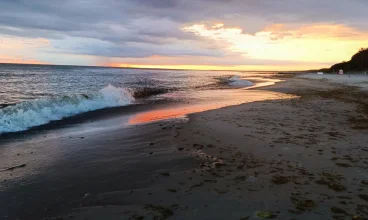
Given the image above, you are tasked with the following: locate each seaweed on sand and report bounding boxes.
[255,210,276,219]
[331,206,347,214]
[145,205,173,220]
[290,196,316,214]
[315,172,346,192]
[359,194,368,202]
[271,175,290,185]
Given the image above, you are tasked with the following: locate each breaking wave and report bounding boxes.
[227,76,254,87]
[0,85,134,134]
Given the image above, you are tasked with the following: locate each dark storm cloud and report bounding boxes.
[0,0,367,58]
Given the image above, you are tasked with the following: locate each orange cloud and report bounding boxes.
[263,24,286,32]
[263,24,368,40]
[182,23,368,64]
[102,22,368,71]
[0,36,50,64]
[0,37,50,49]
[0,55,49,65]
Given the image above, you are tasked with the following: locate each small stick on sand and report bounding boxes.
[0,164,26,172]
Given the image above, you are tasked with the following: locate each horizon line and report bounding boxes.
[0,62,317,72]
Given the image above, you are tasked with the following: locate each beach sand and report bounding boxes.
[299,73,368,91]
[1,74,368,220]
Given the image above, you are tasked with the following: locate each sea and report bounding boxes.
[0,64,279,134]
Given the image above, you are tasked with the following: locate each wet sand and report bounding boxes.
[1,75,368,220]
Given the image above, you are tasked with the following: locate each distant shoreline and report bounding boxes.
[0,62,313,73]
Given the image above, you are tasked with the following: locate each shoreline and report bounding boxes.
[0,76,282,137]
[1,75,368,219]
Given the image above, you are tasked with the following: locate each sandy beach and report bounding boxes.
[2,0,368,219]
[1,74,368,220]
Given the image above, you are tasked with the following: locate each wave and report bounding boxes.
[227,76,254,87]
[0,85,134,134]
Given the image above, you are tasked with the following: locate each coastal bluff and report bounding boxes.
[330,48,368,72]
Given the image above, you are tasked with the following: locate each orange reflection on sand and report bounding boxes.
[129,90,296,125]
[128,104,220,125]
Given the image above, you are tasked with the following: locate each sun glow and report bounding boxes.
[0,55,49,65]
[2,21,367,71]
[182,23,368,64]
[105,23,368,71]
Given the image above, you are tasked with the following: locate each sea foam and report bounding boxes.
[228,76,254,87]
[0,85,134,134]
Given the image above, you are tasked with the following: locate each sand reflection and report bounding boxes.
[129,90,296,125]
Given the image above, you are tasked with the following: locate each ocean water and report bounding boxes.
[0,64,275,134]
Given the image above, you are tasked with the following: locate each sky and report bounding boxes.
[0,0,368,71]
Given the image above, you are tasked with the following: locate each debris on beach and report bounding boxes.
[271,175,289,184]
[290,195,316,214]
[190,182,204,188]
[83,193,90,198]
[255,210,276,219]
[0,164,26,172]
[330,206,347,214]
[145,205,173,220]
[315,172,346,192]
[132,215,145,220]
[359,194,368,202]
[160,172,170,177]
[167,188,177,193]
[335,162,352,168]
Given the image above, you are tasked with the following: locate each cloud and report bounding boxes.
[0,0,367,67]
[0,35,51,64]
[0,54,48,65]
[183,23,368,63]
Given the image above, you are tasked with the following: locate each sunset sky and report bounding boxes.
[1,0,368,70]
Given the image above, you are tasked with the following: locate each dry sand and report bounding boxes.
[1,75,368,220]
[299,73,368,91]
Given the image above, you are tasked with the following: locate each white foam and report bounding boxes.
[0,85,134,134]
[228,76,254,87]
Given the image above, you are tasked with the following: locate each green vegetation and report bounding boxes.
[330,48,368,72]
